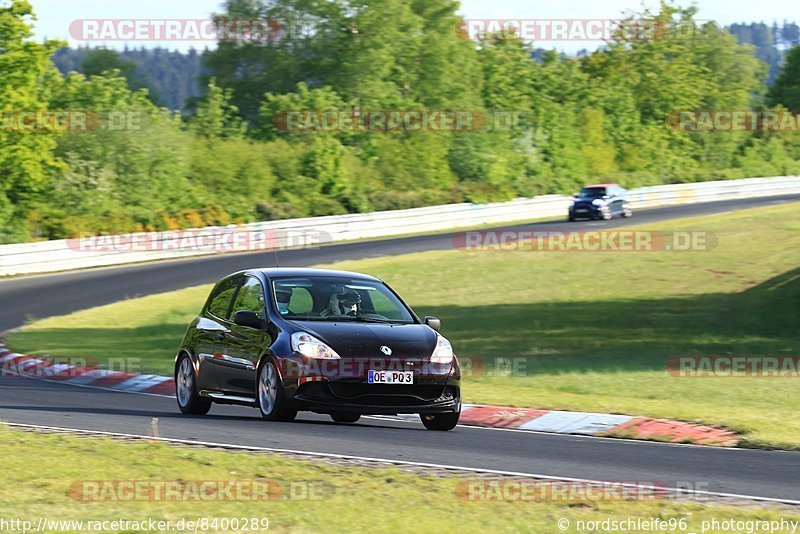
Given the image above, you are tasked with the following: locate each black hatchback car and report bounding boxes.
[568,184,632,221]
[175,268,461,430]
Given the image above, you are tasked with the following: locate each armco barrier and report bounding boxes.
[1,176,798,276]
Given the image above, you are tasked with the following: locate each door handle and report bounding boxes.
[217,332,226,341]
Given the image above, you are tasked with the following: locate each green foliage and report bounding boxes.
[1,1,799,242]
[188,80,246,139]
[80,48,144,92]
[53,46,205,110]
[0,1,65,241]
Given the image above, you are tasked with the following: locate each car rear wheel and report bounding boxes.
[176,355,212,415]
[257,360,297,422]
[421,411,460,431]
[330,412,361,423]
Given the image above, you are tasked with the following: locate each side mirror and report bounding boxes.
[234,310,264,330]
[424,316,441,332]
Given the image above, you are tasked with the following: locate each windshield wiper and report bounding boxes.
[321,316,409,324]
[286,316,410,324]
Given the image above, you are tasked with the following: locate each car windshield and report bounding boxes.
[577,188,606,199]
[271,277,416,324]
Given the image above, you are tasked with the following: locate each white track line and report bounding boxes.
[4,422,799,506]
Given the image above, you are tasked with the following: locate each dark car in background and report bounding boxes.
[175,268,461,431]
[568,184,632,221]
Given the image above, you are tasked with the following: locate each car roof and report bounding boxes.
[245,267,382,282]
[583,183,619,188]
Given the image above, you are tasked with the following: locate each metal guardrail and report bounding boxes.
[1,176,798,276]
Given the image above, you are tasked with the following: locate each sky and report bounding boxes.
[28,0,795,54]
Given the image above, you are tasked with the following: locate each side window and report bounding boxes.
[231,276,266,319]
[207,277,240,320]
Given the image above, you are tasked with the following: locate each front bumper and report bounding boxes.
[293,380,461,415]
[569,203,605,218]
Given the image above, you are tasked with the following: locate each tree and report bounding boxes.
[768,46,800,109]
[257,82,347,141]
[203,0,483,124]
[0,0,64,241]
[189,80,246,139]
[81,49,139,87]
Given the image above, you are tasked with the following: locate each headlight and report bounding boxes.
[291,332,341,359]
[431,334,454,364]
[591,199,604,206]
[569,200,575,207]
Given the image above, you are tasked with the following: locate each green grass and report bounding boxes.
[1,426,797,533]
[8,203,800,448]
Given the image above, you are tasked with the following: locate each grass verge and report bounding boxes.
[0,426,797,533]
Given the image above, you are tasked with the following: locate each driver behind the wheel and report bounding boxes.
[337,291,361,315]
[324,290,361,316]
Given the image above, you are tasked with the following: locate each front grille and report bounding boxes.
[330,382,444,400]
[297,381,446,406]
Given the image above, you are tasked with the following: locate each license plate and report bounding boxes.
[368,370,414,384]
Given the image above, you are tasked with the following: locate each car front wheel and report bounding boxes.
[421,411,460,431]
[176,355,212,415]
[257,360,297,422]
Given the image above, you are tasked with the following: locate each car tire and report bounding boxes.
[330,412,361,423]
[622,207,632,218]
[420,411,460,431]
[176,355,212,415]
[257,360,297,422]
[567,215,575,222]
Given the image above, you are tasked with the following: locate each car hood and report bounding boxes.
[289,321,438,359]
